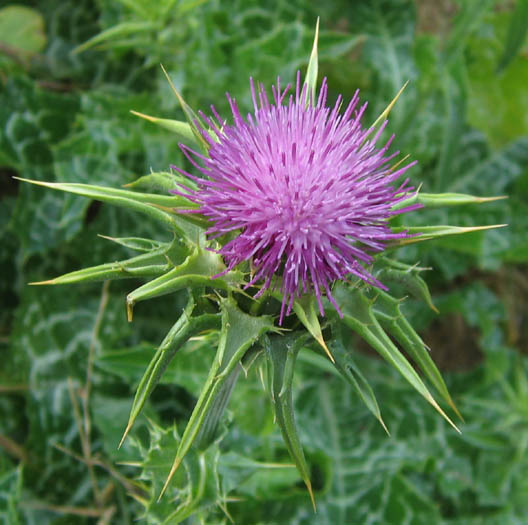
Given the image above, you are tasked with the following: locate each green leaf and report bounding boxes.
[468,20,528,148]
[218,451,298,498]
[97,336,215,394]
[333,283,459,432]
[160,65,212,154]
[192,360,241,451]
[375,261,438,313]
[433,56,467,192]
[91,394,141,462]
[292,294,334,362]
[266,333,316,510]
[354,0,416,129]
[330,324,388,434]
[370,81,409,131]
[120,296,221,446]
[124,171,198,196]
[161,448,221,524]
[390,224,507,246]
[112,0,151,18]
[15,177,198,210]
[124,171,178,193]
[160,298,274,498]
[177,0,210,15]
[372,290,461,419]
[73,21,158,54]
[135,422,224,524]
[29,238,186,285]
[303,17,319,106]
[2,76,83,257]
[130,111,200,148]
[97,235,165,252]
[392,192,507,211]
[0,6,46,58]
[125,246,241,321]
[8,284,132,517]
[454,138,528,197]
[0,464,23,524]
[15,177,202,237]
[441,0,495,65]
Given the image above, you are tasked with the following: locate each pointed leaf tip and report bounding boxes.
[373,291,460,420]
[371,80,409,129]
[304,17,320,106]
[330,329,389,433]
[267,335,316,509]
[159,457,181,501]
[477,195,508,203]
[130,110,197,145]
[307,479,317,512]
[28,279,56,286]
[157,301,273,501]
[428,394,461,434]
[160,64,210,152]
[318,337,335,363]
[130,109,156,122]
[335,284,461,432]
[292,296,335,362]
[118,422,133,449]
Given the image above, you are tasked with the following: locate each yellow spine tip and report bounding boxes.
[318,338,335,363]
[158,458,181,501]
[130,110,157,123]
[478,195,508,203]
[306,480,317,512]
[379,418,390,436]
[118,423,132,449]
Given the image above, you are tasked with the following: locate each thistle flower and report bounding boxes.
[173,73,420,322]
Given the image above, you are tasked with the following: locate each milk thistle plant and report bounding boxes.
[21,22,504,516]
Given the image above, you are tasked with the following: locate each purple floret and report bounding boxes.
[172,73,420,322]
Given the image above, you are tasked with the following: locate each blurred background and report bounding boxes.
[1,0,527,523]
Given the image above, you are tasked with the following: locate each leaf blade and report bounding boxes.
[159,299,274,498]
[266,333,316,510]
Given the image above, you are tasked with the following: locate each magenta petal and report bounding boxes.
[175,75,420,321]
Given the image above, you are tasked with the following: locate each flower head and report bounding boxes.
[173,73,420,322]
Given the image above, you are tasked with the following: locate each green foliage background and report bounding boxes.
[1,0,527,523]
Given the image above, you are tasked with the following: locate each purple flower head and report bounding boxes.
[173,73,420,322]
